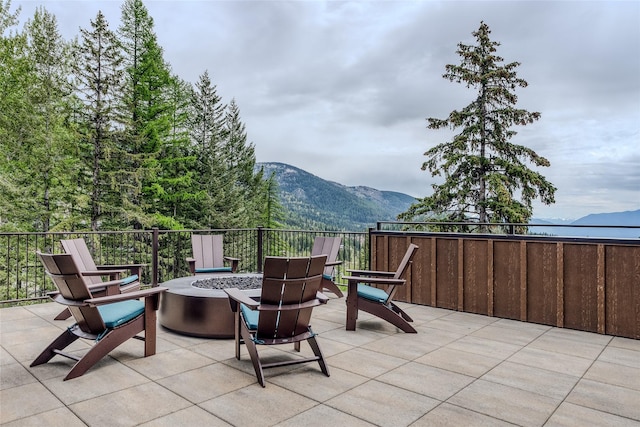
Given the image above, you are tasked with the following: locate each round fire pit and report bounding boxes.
[159,273,262,338]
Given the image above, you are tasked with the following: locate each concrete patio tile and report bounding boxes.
[411,402,515,426]
[2,407,87,427]
[543,327,613,346]
[407,325,465,347]
[42,362,150,405]
[109,335,182,362]
[68,382,191,427]
[377,361,474,401]
[327,347,408,378]
[507,347,594,377]
[414,347,502,377]
[321,327,391,347]
[448,379,559,427]
[1,324,67,346]
[528,332,608,359]
[308,317,344,334]
[584,360,640,391]
[157,362,257,403]
[312,306,349,325]
[566,378,640,421]
[597,345,640,369]
[481,361,579,400]
[269,365,368,402]
[276,404,377,427]
[546,402,640,427]
[0,361,37,390]
[123,347,214,380]
[424,312,496,335]
[361,331,441,360]
[138,406,231,427]
[26,352,117,382]
[447,335,521,360]
[0,315,55,334]
[609,336,640,351]
[471,323,546,347]
[157,327,212,348]
[325,380,438,427]
[24,302,68,319]
[0,382,63,424]
[189,338,238,361]
[220,346,316,379]
[492,317,551,332]
[401,305,454,323]
[200,383,317,426]
[0,306,36,322]
[0,347,16,365]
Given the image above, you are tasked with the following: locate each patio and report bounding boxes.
[1,297,639,427]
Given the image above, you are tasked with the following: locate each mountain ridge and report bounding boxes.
[258,162,416,230]
[259,162,639,236]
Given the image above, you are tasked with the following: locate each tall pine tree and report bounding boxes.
[400,22,555,228]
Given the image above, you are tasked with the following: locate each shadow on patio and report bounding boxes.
[2,297,639,426]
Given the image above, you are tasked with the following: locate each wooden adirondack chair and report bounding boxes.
[187,234,239,275]
[32,252,166,380]
[225,255,330,387]
[343,243,419,333]
[56,238,144,320]
[311,236,344,297]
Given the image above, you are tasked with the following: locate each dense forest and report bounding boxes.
[0,0,277,232]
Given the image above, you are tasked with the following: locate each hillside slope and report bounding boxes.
[258,162,416,230]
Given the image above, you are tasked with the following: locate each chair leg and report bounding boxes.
[241,325,265,387]
[54,307,72,321]
[321,278,344,298]
[345,281,359,330]
[359,298,417,333]
[389,302,414,322]
[64,318,144,380]
[31,329,79,367]
[307,335,330,377]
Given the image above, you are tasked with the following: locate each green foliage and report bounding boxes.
[0,0,270,232]
[400,22,556,227]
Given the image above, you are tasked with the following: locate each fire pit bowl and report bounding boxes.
[159,273,262,338]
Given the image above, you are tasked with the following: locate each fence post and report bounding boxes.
[256,227,263,273]
[152,228,159,286]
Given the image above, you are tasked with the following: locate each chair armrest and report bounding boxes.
[224,256,240,262]
[81,269,127,277]
[98,263,145,277]
[342,276,405,286]
[186,258,196,275]
[85,287,167,306]
[325,260,342,267]
[345,269,396,277]
[258,298,325,312]
[225,288,260,311]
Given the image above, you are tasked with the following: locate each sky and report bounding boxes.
[9,0,640,220]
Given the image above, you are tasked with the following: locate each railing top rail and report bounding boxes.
[376,221,640,230]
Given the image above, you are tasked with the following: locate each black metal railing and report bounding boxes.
[0,228,368,306]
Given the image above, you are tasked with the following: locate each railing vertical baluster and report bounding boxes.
[152,228,159,286]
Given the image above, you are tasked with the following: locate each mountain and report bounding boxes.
[258,162,416,231]
[530,210,640,238]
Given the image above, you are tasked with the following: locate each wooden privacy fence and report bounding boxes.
[371,232,640,339]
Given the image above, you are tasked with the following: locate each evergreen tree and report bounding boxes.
[400,22,555,228]
[24,6,75,231]
[188,70,227,227]
[73,11,124,230]
[118,0,173,228]
[0,0,34,230]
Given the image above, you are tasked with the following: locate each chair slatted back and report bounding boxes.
[60,238,103,286]
[191,234,225,270]
[385,243,419,303]
[311,236,341,277]
[37,252,106,333]
[257,255,326,339]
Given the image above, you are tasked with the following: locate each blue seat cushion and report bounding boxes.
[357,284,389,303]
[98,300,145,328]
[120,274,138,285]
[195,267,232,273]
[240,304,259,330]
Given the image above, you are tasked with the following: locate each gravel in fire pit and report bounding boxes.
[191,273,263,290]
